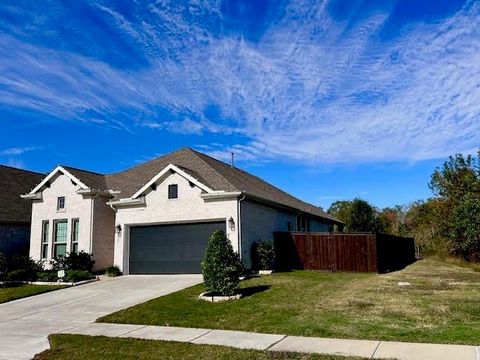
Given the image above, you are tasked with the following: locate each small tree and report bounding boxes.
[251,240,275,270]
[201,230,242,296]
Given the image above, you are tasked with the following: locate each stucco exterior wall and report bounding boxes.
[240,199,296,269]
[113,172,239,274]
[91,196,115,270]
[309,218,331,232]
[29,173,93,265]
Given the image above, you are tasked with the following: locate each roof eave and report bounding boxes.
[243,193,343,224]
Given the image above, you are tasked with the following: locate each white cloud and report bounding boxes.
[0,146,39,156]
[1,1,479,164]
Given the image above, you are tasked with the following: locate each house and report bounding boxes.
[22,148,342,274]
[0,165,44,257]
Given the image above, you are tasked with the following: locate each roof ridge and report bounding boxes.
[0,164,44,175]
[188,148,238,191]
[61,165,106,176]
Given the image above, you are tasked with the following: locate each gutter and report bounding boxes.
[107,196,146,208]
[20,193,42,200]
[242,193,342,225]
[201,191,242,200]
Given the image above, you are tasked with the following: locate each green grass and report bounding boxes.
[34,334,369,360]
[0,283,65,303]
[99,258,480,345]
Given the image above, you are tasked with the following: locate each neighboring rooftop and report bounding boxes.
[0,165,44,223]
[37,148,341,223]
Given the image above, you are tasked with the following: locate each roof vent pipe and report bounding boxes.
[231,152,234,168]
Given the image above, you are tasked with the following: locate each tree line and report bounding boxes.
[327,151,480,262]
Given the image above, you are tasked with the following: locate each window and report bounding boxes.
[168,184,178,199]
[53,219,68,259]
[297,215,310,232]
[41,221,49,259]
[57,196,65,210]
[71,219,79,254]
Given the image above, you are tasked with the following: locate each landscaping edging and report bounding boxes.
[0,278,99,287]
[199,292,243,302]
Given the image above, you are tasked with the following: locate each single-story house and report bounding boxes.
[22,148,342,274]
[0,165,44,257]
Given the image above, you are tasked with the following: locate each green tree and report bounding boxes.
[328,198,378,232]
[328,201,352,224]
[428,151,480,261]
[348,198,377,232]
[450,194,480,261]
[201,230,243,296]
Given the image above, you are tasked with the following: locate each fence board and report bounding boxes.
[274,232,414,273]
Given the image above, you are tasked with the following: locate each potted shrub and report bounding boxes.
[200,230,243,301]
[252,240,275,274]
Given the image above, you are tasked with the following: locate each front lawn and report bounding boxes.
[34,334,369,360]
[0,283,65,304]
[99,258,480,345]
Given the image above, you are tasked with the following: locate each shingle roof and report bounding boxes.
[34,148,341,223]
[0,165,44,223]
[61,166,108,191]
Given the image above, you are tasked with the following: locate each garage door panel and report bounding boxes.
[129,221,226,274]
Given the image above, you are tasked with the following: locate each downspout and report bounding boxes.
[237,192,246,262]
[89,193,100,255]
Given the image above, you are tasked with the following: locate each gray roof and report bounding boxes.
[52,148,340,223]
[0,165,44,223]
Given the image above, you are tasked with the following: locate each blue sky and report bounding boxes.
[1,0,479,210]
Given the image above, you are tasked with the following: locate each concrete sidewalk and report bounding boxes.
[63,322,480,360]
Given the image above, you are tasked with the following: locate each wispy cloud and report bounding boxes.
[0,146,39,156]
[0,0,479,165]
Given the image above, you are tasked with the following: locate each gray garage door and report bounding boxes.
[129,221,226,274]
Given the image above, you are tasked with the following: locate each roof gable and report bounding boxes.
[28,166,90,194]
[131,163,214,198]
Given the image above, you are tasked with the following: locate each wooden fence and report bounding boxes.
[273,232,415,273]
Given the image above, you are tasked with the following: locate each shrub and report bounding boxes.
[105,265,122,277]
[63,270,94,283]
[201,230,243,296]
[6,255,43,281]
[51,251,95,272]
[0,252,7,280]
[252,240,275,270]
[37,271,58,282]
[5,269,35,281]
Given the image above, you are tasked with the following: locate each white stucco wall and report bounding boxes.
[239,199,296,269]
[113,172,239,274]
[29,173,93,264]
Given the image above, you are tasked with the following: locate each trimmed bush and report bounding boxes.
[51,251,95,272]
[6,255,43,281]
[201,230,243,296]
[105,265,122,277]
[37,271,59,282]
[251,240,275,271]
[0,252,7,280]
[63,270,94,283]
[5,269,35,281]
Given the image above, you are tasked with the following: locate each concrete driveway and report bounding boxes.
[0,274,202,360]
